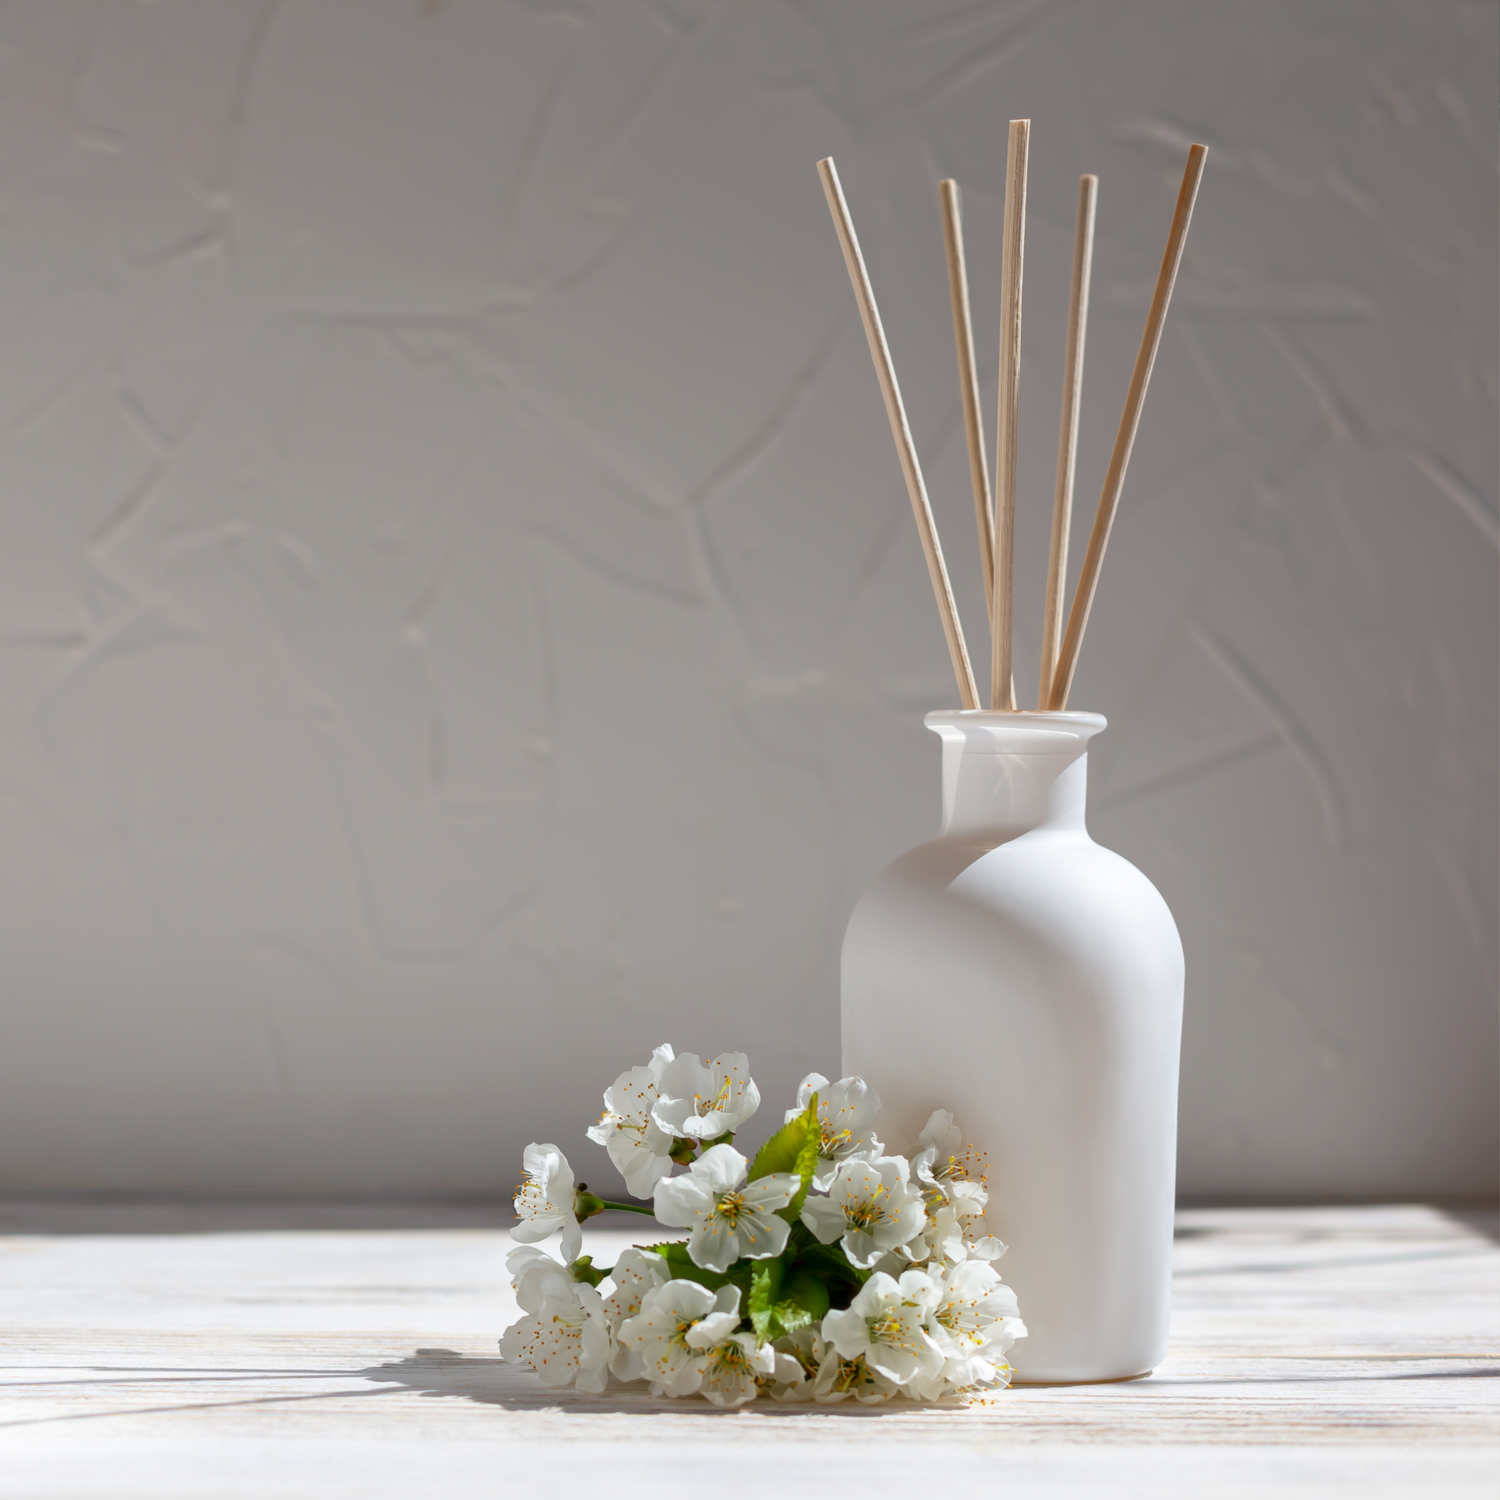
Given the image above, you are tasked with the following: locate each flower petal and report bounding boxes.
[618,1146,672,1199]
[684,1309,740,1349]
[736,1209,790,1260]
[688,1217,739,1273]
[676,1110,725,1141]
[800,1196,846,1244]
[841,1227,881,1268]
[821,1306,868,1360]
[652,1173,712,1228]
[918,1110,961,1157]
[508,1216,559,1245]
[741,1173,798,1211]
[523,1143,573,1198]
[692,1143,749,1193]
[865,1341,924,1385]
[791,1071,831,1119]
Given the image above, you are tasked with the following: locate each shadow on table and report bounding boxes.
[359,1347,1498,1414]
[1444,1206,1500,1244]
[358,1349,936,1417]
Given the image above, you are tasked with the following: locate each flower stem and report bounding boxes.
[596,1199,656,1217]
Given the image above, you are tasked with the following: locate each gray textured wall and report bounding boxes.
[0,1,1493,1201]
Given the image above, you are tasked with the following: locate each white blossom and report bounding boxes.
[511,1143,582,1262]
[586,1044,677,1197]
[925,1259,1025,1389]
[600,1247,669,1381]
[680,1327,776,1407]
[914,1201,963,1265]
[767,1326,825,1402]
[822,1269,944,1387]
[785,1072,884,1190]
[912,1109,964,1179]
[651,1051,760,1142]
[618,1280,741,1393]
[890,1197,983,1268]
[506,1244,574,1312]
[600,1247,669,1326]
[810,1338,900,1404]
[498,1276,613,1393]
[500,1062,1026,1406]
[800,1155,926,1269]
[761,1347,811,1400]
[913,1111,1005,1262]
[652,1143,798,1273]
[946,1182,1005,1261]
[898,1370,949,1402]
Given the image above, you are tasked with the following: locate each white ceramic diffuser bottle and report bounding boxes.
[841,710,1184,1383]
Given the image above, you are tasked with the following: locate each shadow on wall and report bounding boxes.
[0,1195,513,1235]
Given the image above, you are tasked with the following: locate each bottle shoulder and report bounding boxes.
[871,827,1141,884]
[851,829,1181,956]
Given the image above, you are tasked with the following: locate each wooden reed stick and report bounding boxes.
[1039,174,1098,709]
[1048,143,1206,710]
[817,157,980,711]
[939,179,994,624]
[992,120,1029,712]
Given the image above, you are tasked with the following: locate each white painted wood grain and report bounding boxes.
[0,1205,1495,1497]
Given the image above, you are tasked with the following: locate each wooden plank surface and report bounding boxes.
[0,1203,1495,1497]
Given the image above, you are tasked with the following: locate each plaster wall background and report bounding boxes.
[0,0,1493,1201]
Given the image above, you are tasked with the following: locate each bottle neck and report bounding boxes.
[940,746,1090,838]
[925,709,1105,842]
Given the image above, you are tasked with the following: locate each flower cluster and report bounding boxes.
[499,1046,1025,1405]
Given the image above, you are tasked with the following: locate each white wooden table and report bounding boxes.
[1,1202,1495,1497]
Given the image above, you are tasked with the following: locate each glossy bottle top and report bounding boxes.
[924,709,1106,840]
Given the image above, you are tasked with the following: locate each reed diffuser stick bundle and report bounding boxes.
[991,120,1029,712]
[939,179,995,624]
[1039,175,1098,709]
[1048,144,1207,711]
[817,157,981,711]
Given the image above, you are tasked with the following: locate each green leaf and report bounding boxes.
[772,1268,829,1333]
[748,1259,830,1342]
[783,1129,821,1224]
[748,1097,822,1225]
[747,1257,786,1341]
[795,1239,871,1296]
[786,1219,817,1255]
[641,1241,758,1310]
[642,1240,734,1292]
[747,1104,814,1181]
